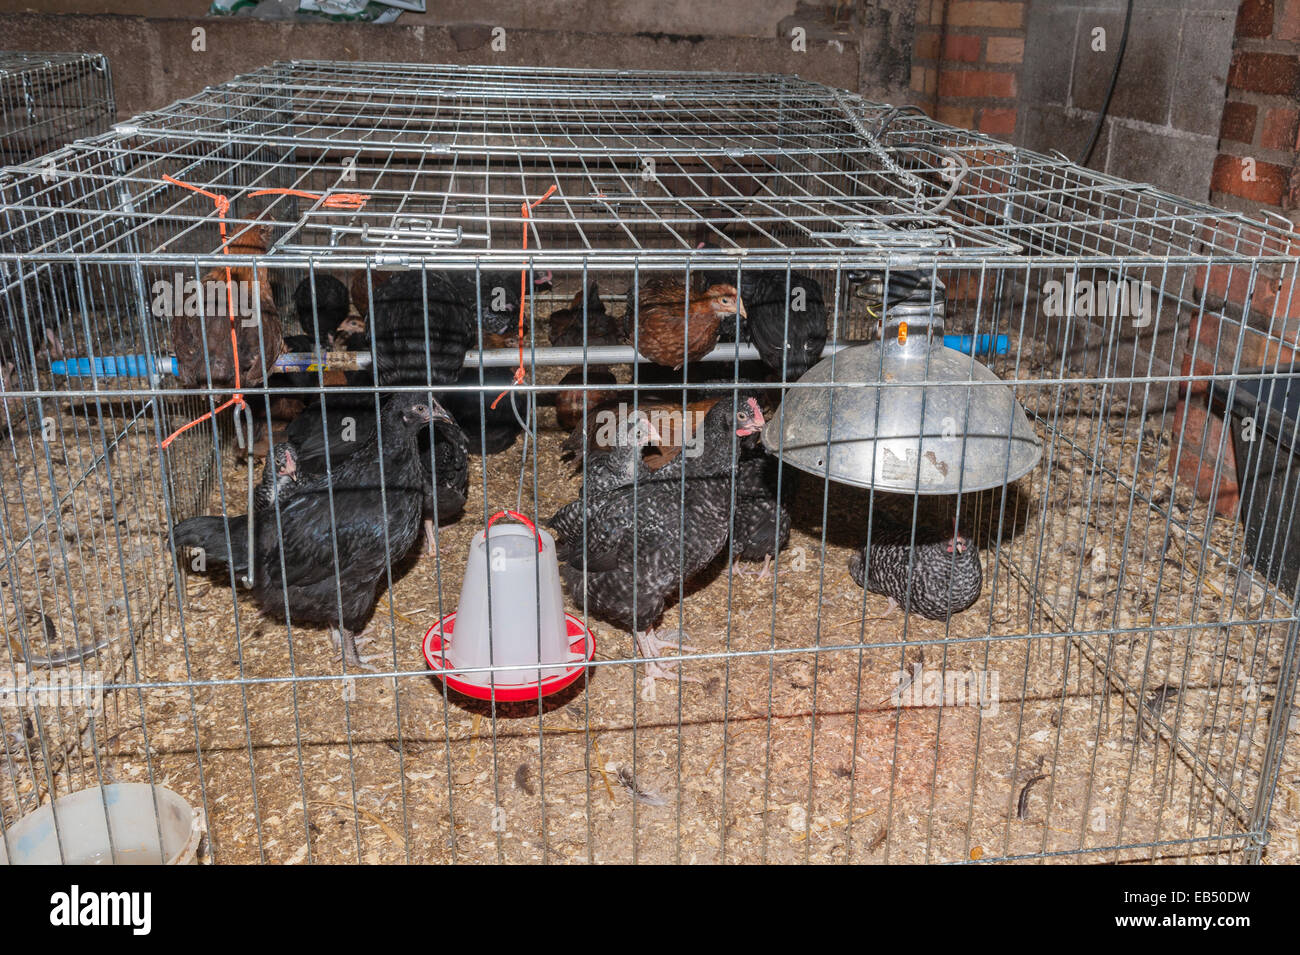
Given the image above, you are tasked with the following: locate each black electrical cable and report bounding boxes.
[1077,0,1134,167]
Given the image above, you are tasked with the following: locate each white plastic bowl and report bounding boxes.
[0,783,200,865]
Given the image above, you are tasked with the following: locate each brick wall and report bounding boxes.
[1211,0,1300,216]
[1176,0,1300,516]
[911,0,1024,137]
[913,1,1236,201]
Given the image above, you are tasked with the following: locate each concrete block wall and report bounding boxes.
[0,1,920,121]
[1016,0,1238,201]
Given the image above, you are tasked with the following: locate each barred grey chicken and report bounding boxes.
[848,529,982,621]
[548,393,765,692]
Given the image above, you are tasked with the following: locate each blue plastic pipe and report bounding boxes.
[50,354,178,377]
[944,334,1008,356]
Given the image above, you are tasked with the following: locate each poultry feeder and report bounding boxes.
[763,299,1041,494]
[423,510,594,702]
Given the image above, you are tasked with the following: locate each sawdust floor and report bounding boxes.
[75,397,1297,864]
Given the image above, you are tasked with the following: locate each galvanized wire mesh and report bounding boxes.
[0,52,114,166]
[0,61,1297,865]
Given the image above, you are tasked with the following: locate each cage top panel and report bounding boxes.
[0,60,1294,266]
[0,51,109,79]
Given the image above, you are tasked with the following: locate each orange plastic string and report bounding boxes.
[160,178,370,448]
[490,183,557,410]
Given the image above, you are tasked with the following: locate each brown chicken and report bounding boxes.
[629,276,745,370]
[348,269,394,320]
[172,223,285,389]
[548,283,628,348]
[555,368,622,431]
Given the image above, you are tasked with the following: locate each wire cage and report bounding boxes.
[0,60,1297,865]
[0,52,115,166]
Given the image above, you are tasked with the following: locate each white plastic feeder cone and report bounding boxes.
[448,510,577,686]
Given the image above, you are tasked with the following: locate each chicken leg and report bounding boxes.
[731,554,774,581]
[424,518,438,557]
[635,628,703,694]
[331,626,381,672]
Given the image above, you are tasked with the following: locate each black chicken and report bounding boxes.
[253,395,451,668]
[728,450,791,579]
[292,274,350,347]
[697,246,827,381]
[709,269,828,381]
[548,393,765,692]
[170,444,300,582]
[368,269,525,386]
[437,366,525,455]
[848,529,982,621]
[285,395,468,556]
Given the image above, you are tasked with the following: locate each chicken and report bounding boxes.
[848,529,982,620]
[253,395,451,668]
[368,269,524,387]
[728,451,791,579]
[547,283,628,347]
[548,393,766,693]
[629,276,745,370]
[713,270,827,381]
[561,394,722,472]
[349,269,393,321]
[170,444,300,582]
[548,407,655,538]
[332,315,367,347]
[171,222,285,389]
[438,366,524,455]
[285,395,468,557]
[292,274,350,347]
[554,368,621,432]
[562,394,788,578]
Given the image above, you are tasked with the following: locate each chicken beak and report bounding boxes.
[427,398,456,426]
[736,295,748,319]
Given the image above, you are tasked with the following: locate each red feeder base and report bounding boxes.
[422,611,595,702]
